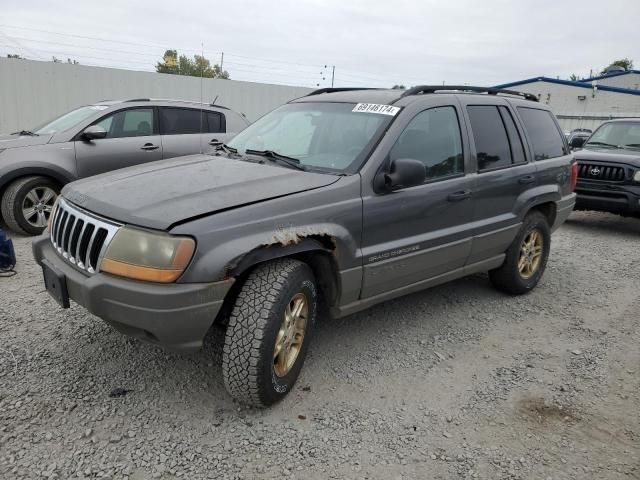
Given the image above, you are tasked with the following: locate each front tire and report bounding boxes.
[222,259,317,407]
[1,176,59,235]
[489,211,551,295]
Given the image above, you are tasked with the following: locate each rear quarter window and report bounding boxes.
[517,107,566,160]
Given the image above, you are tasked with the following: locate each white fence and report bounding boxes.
[0,58,313,134]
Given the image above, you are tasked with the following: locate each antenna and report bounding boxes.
[199,41,204,154]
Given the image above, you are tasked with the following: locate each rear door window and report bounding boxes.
[517,107,566,160]
[467,105,512,170]
[498,106,527,164]
[159,108,205,135]
[207,112,225,133]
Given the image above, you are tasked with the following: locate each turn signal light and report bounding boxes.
[570,162,578,192]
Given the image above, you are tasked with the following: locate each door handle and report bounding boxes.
[518,175,536,184]
[141,143,159,151]
[447,190,472,202]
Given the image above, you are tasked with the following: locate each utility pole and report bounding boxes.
[220,52,224,71]
[331,65,335,87]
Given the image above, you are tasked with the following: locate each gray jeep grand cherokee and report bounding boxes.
[33,86,577,407]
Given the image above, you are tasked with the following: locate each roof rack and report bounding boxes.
[305,87,382,97]
[123,98,230,110]
[400,85,538,102]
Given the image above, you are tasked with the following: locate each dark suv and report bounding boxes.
[572,119,640,217]
[33,86,576,407]
[0,99,249,235]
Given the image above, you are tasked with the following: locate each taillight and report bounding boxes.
[570,162,578,191]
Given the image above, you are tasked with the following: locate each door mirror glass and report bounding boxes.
[378,158,426,191]
[570,136,587,149]
[81,125,108,140]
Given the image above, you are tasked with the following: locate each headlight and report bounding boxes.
[634,170,640,183]
[100,227,195,283]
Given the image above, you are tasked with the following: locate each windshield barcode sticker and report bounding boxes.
[352,103,400,116]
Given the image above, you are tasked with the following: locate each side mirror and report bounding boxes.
[81,125,108,141]
[570,136,586,149]
[376,158,426,192]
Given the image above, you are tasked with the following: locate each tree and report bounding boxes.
[156,49,229,79]
[600,58,633,74]
[7,53,24,59]
[392,84,406,90]
[569,73,580,81]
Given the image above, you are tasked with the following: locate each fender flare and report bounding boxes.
[227,237,333,278]
[225,237,341,306]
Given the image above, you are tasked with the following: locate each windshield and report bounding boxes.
[33,105,109,135]
[586,122,640,148]
[227,102,395,173]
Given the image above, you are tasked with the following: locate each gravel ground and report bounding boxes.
[1,211,639,480]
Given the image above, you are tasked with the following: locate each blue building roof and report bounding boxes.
[578,69,640,82]
[493,76,640,96]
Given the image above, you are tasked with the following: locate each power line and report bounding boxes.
[0,24,210,55]
[0,24,408,86]
[5,34,163,59]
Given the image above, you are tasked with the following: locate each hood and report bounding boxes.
[0,134,53,149]
[575,146,640,167]
[62,154,340,230]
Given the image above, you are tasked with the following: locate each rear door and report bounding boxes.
[458,98,538,264]
[159,107,228,158]
[159,107,206,159]
[75,107,163,178]
[361,103,476,298]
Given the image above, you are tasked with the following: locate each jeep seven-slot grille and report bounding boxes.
[49,198,120,274]
[577,163,626,182]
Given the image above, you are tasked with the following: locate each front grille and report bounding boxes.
[49,197,120,274]
[577,163,626,182]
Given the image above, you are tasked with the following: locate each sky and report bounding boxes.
[1,0,638,88]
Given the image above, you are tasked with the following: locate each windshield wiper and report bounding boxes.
[11,130,38,136]
[623,143,640,149]
[214,143,238,154]
[584,141,619,148]
[245,149,306,171]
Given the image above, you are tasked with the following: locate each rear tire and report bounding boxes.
[222,259,317,407]
[489,211,550,295]
[1,176,59,236]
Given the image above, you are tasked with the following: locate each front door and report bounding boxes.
[75,107,162,178]
[361,105,476,298]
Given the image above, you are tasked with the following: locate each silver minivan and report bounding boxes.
[0,99,249,234]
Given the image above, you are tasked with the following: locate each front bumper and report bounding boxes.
[32,235,234,352]
[575,183,640,217]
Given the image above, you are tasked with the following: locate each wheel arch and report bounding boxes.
[528,201,557,227]
[213,235,341,326]
[0,167,71,197]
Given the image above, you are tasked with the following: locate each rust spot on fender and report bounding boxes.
[223,227,337,279]
[269,225,331,246]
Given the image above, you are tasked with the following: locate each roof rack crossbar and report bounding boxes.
[400,85,538,102]
[305,87,382,97]
[124,98,151,102]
